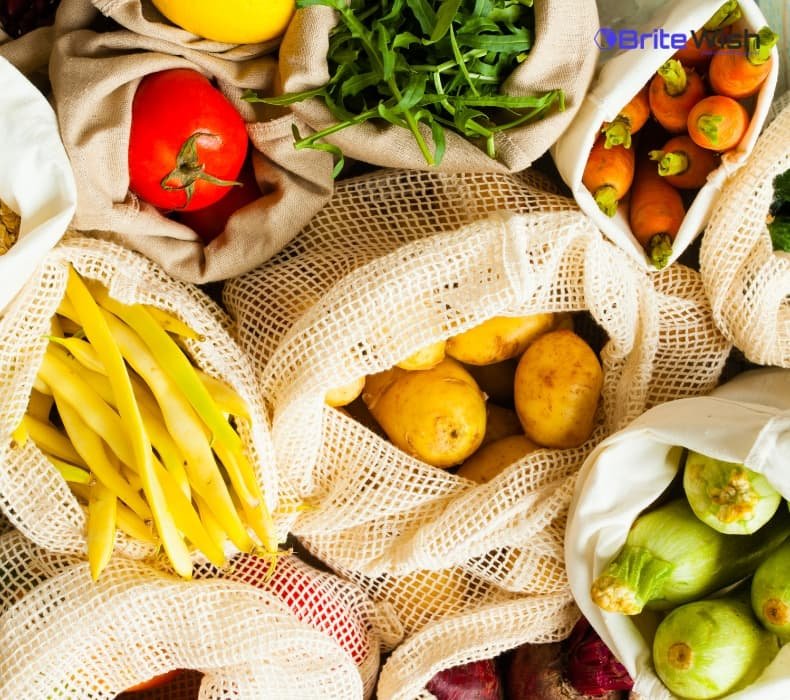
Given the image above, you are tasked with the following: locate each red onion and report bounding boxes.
[426,659,503,700]
[564,617,633,696]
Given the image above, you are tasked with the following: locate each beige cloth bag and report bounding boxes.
[0,531,370,699]
[0,26,54,78]
[48,0,333,284]
[700,91,790,367]
[276,0,599,173]
[0,234,296,566]
[223,169,732,697]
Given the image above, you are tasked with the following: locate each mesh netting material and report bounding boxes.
[0,235,298,566]
[223,168,732,697]
[0,531,366,699]
[700,91,790,366]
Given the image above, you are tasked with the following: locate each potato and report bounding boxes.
[464,358,518,406]
[325,375,366,407]
[457,434,539,484]
[396,340,447,371]
[363,358,486,468]
[480,403,523,447]
[513,329,602,449]
[446,313,555,365]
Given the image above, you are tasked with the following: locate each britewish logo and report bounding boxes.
[594,27,763,55]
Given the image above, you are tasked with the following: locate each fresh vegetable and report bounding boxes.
[363,359,487,467]
[479,404,522,447]
[703,0,742,30]
[426,659,503,700]
[751,539,790,641]
[513,330,602,449]
[709,27,778,99]
[768,168,790,252]
[0,0,59,38]
[687,95,749,151]
[397,340,447,371]
[246,0,564,171]
[446,313,554,366]
[601,86,650,150]
[590,498,790,615]
[128,69,249,212]
[325,376,366,407]
[672,36,713,72]
[648,60,707,134]
[648,135,719,190]
[565,616,634,696]
[653,596,778,699]
[456,434,537,484]
[683,449,782,534]
[464,359,518,407]
[151,0,295,44]
[629,155,685,270]
[0,199,20,256]
[582,137,635,217]
[122,670,185,693]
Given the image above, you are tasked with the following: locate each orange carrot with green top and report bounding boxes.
[648,135,719,190]
[629,157,685,269]
[582,136,635,217]
[673,35,713,72]
[709,26,778,99]
[687,95,749,151]
[601,86,650,149]
[648,59,707,133]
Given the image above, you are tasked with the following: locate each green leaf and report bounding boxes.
[405,0,437,34]
[457,28,532,52]
[428,0,463,43]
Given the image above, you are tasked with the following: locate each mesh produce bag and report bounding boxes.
[0,530,370,699]
[47,0,333,284]
[700,91,790,367]
[223,169,732,697]
[0,234,296,568]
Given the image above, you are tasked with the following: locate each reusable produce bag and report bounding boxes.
[700,90,790,366]
[223,168,731,697]
[0,235,295,567]
[0,57,76,315]
[0,531,372,699]
[565,367,790,700]
[48,0,333,284]
[274,0,598,173]
[553,0,777,271]
[0,26,54,77]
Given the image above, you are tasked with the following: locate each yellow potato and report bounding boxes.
[325,375,366,407]
[464,358,518,406]
[396,340,447,371]
[363,358,486,468]
[514,329,603,449]
[480,403,523,447]
[446,313,555,365]
[457,434,539,484]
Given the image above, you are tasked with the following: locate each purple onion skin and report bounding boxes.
[565,618,634,696]
[426,659,504,700]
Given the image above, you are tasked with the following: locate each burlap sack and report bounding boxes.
[223,168,732,697]
[700,91,790,366]
[0,234,297,569]
[276,0,598,173]
[48,0,333,284]
[0,26,54,78]
[566,368,790,699]
[0,531,369,699]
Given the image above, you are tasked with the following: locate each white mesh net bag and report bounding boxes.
[699,91,790,367]
[0,530,367,699]
[0,234,297,570]
[223,168,732,697]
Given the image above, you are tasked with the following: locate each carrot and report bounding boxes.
[672,35,713,71]
[601,86,650,149]
[582,136,635,217]
[687,95,749,151]
[629,156,685,269]
[648,135,719,190]
[703,0,741,30]
[648,59,706,133]
[709,26,778,99]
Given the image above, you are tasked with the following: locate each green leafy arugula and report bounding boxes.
[245,0,564,175]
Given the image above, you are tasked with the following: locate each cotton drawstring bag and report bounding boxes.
[273,0,598,174]
[48,0,333,284]
[0,530,371,699]
[0,235,295,569]
[223,168,732,696]
[566,367,790,700]
[699,91,790,367]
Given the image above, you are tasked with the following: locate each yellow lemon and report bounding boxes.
[152,0,296,44]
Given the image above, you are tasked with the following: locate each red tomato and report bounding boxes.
[128,69,249,212]
[175,158,262,244]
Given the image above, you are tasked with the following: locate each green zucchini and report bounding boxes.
[590,498,790,614]
[751,537,790,642]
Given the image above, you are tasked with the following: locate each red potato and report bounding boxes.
[648,59,707,133]
[687,95,749,151]
[648,134,719,189]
